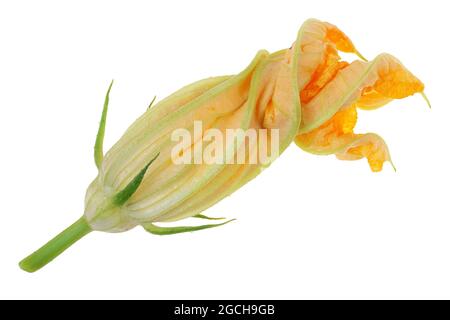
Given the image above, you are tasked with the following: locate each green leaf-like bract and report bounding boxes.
[192,214,226,220]
[147,96,157,109]
[143,219,235,236]
[112,153,159,206]
[94,80,114,169]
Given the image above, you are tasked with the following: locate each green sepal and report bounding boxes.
[94,80,114,169]
[143,219,236,236]
[112,153,159,206]
[192,214,226,220]
[148,96,157,109]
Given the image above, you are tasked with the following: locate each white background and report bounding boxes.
[1,0,448,299]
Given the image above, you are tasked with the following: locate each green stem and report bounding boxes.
[19,217,92,273]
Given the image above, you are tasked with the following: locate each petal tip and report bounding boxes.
[420,92,432,109]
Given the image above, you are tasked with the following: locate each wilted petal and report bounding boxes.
[295,105,392,172]
[335,133,393,172]
[299,54,424,134]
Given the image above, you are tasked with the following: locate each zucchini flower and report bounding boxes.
[20,19,427,272]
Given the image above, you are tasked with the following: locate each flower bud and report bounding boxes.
[19,19,427,272]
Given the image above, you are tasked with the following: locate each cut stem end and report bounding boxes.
[19,217,92,273]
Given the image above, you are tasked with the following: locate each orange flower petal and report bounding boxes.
[373,56,425,99]
[322,21,362,56]
[357,86,393,110]
[300,45,349,104]
[335,133,393,172]
[295,105,393,172]
[295,105,358,155]
[299,53,425,134]
[296,19,365,92]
